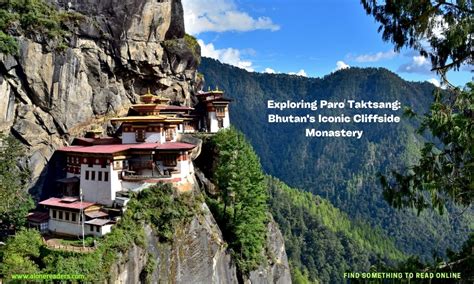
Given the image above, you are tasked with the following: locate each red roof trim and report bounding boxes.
[39,197,96,210]
[59,142,196,154]
[28,212,49,223]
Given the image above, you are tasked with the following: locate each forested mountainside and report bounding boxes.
[199,57,473,262]
[267,177,404,283]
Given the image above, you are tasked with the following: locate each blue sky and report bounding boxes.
[182,0,472,87]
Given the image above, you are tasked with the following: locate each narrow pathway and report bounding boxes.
[43,236,95,253]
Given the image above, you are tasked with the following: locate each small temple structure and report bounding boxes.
[32,88,231,237]
[196,87,232,132]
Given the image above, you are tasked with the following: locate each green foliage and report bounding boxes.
[129,183,199,242]
[268,177,405,283]
[0,229,42,278]
[210,127,268,273]
[362,1,474,214]
[143,253,158,283]
[291,267,316,284]
[0,31,18,54]
[59,236,96,247]
[361,0,473,74]
[163,34,201,65]
[373,233,474,283]
[199,57,472,263]
[0,133,33,229]
[184,33,200,63]
[382,83,474,213]
[0,0,82,55]
[0,184,199,281]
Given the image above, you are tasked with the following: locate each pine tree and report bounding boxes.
[213,127,268,273]
[0,133,33,229]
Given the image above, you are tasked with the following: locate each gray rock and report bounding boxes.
[108,203,292,284]
[0,75,16,131]
[247,217,292,284]
[0,0,199,194]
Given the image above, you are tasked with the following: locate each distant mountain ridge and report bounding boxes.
[198,57,473,262]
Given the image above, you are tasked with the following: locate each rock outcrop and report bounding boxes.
[1,1,292,282]
[0,0,200,194]
[247,218,292,284]
[109,202,291,284]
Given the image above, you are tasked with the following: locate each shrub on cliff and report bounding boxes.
[0,0,82,55]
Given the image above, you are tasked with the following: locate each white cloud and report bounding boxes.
[398,55,432,74]
[354,50,397,62]
[429,15,448,40]
[427,78,447,89]
[335,61,350,71]
[182,0,280,35]
[427,78,441,87]
[413,55,428,66]
[289,69,307,77]
[198,39,254,71]
[264,68,276,74]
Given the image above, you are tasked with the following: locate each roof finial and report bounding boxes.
[147,88,152,96]
[216,86,219,91]
[208,86,211,91]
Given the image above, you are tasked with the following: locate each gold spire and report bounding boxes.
[140,88,155,103]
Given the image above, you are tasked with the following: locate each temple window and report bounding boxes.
[162,154,177,167]
[136,129,146,142]
[165,129,174,141]
[216,106,225,117]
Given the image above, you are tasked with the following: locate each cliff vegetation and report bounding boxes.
[0,0,81,54]
[0,184,200,282]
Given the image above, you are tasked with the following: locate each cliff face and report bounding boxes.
[0,0,200,193]
[109,202,291,284]
[0,1,292,282]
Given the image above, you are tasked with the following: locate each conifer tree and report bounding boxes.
[0,133,34,229]
[213,127,268,272]
[361,0,474,213]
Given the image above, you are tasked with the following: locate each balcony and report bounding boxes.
[122,171,172,181]
[128,160,153,171]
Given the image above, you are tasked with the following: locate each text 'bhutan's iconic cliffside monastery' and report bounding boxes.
[27,89,231,237]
